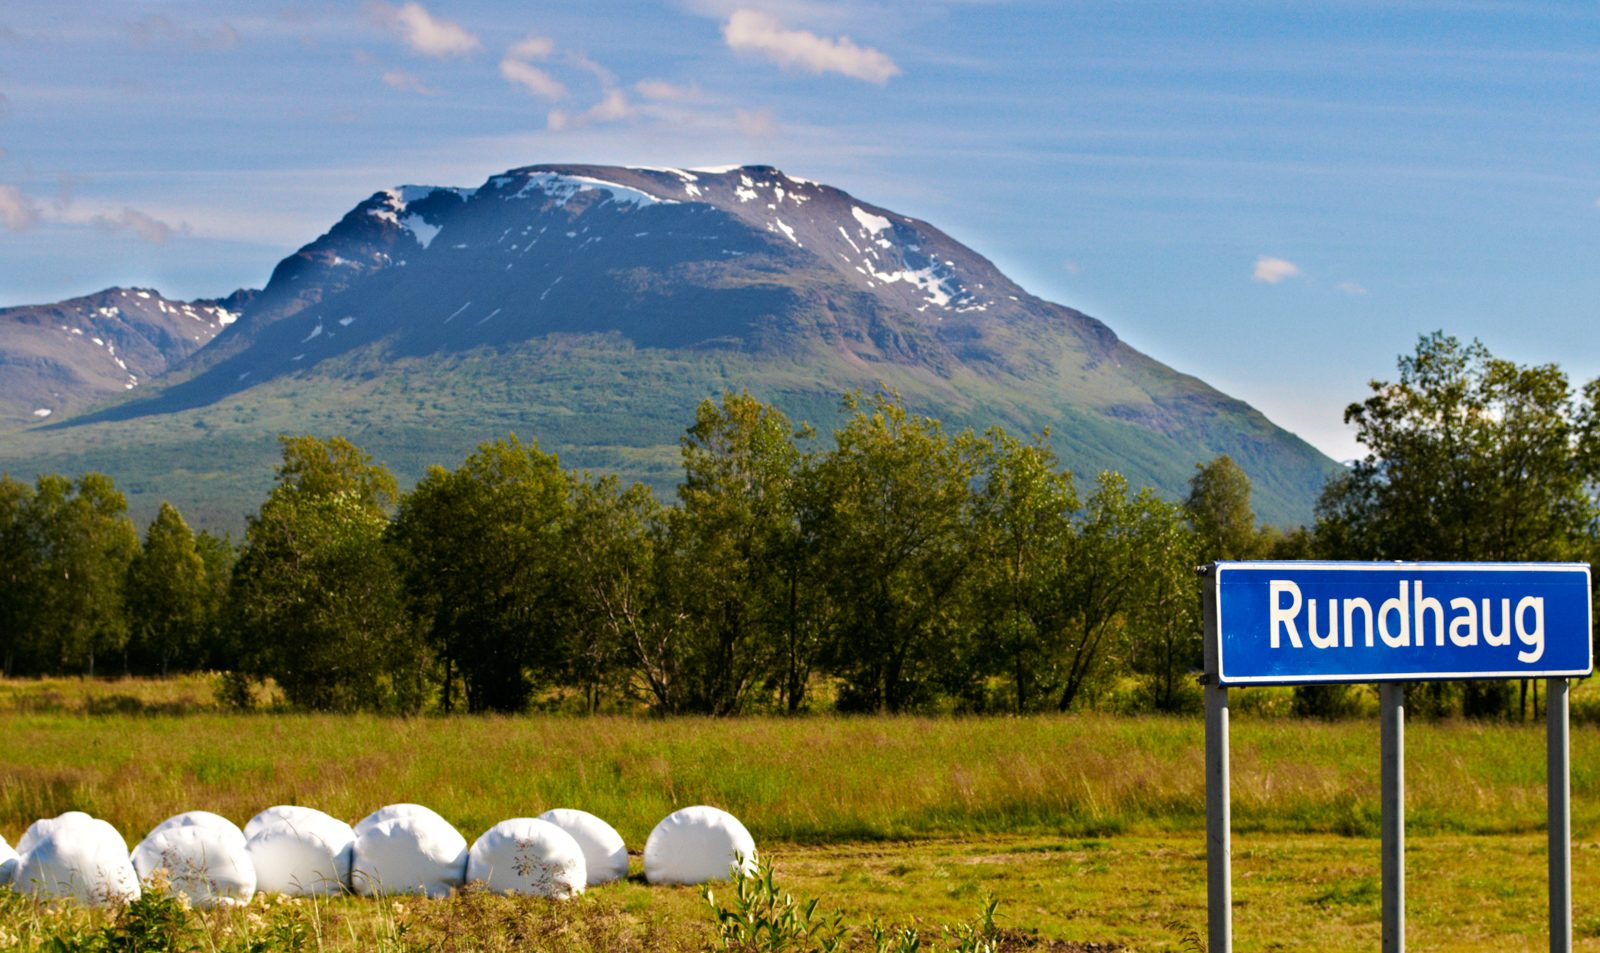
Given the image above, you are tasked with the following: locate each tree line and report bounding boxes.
[1,333,1596,719]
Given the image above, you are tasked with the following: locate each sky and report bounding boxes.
[0,1,1597,462]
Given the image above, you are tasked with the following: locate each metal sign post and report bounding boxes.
[1380,683,1404,953]
[1202,579,1230,953]
[1550,676,1572,951]
[1201,561,1592,953]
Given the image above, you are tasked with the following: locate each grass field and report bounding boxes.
[3,675,1599,950]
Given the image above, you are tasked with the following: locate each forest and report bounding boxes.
[1,333,1596,720]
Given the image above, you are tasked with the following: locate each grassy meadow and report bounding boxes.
[4,674,1600,950]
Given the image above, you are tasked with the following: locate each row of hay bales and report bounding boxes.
[0,804,757,907]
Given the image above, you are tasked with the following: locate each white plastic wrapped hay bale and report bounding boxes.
[353,803,448,838]
[643,806,757,885]
[148,810,248,853]
[466,818,586,899]
[243,805,346,842]
[352,813,468,898]
[12,818,140,905]
[537,808,629,886]
[0,834,17,887]
[245,808,355,897]
[17,812,124,856]
[132,825,255,908]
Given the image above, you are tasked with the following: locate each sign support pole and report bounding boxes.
[1380,682,1405,953]
[1549,676,1572,953]
[1202,573,1232,953]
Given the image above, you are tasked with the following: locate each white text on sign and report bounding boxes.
[1268,579,1545,663]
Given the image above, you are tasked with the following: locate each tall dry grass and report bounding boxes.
[1,699,1595,846]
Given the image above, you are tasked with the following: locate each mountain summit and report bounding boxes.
[15,164,1337,526]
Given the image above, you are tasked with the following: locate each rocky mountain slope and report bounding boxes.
[0,287,250,425]
[9,164,1338,527]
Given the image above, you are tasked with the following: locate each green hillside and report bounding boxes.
[1,331,1335,531]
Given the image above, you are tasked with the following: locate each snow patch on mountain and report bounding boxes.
[852,207,892,235]
[509,173,675,209]
[401,213,441,249]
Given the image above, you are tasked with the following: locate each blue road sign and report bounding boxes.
[1211,562,1593,685]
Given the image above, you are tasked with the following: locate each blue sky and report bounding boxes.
[1,1,1596,461]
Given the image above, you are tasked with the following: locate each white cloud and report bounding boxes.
[1252,255,1301,284]
[569,52,618,88]
[586,89,635,123]
[370,2,481,58]
[722,9,900,84]
[635,79,702,102]
[1336,280,1368,296]
[0,184,41,231]
[508,35,555,61]
[501,58,566,100]
[500,33,565,100]
[91,207,185,244]
[735,106,777,137]
[1062,261,1081,275]
[548,89,636,132]
[382,70,436,95]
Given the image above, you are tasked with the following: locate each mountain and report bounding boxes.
[0,287,251,425]
[5,164,1339,528]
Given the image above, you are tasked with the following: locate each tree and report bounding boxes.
[808,393,983,712]
[1055,473,1188,711]
[125,503,209,675]
[1318,333,1597,562]
[1315,333,1600,717]
[969,431,1078,713]
[0,474,40,675]
[559,474,679,711]
[271,434,398,511]
[669,392,808,714]
[193,530,237,669]
[1185,455,1261,561]
[230,437,423,712]
[390,436,572,713]
[1123,500,1202,712]
[26,473,139,675]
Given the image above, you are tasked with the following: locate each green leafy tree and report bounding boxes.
[26,473,139,675]
[1123,499,1203,712]
[1055,473,1186,711]
[1185,455,1262,561]
[1318,333,1597,562]
[271,434,399,510]
[193,529,237,668]
[125,502,209,675]
[808,393,984,712]
[560,474,679,710]
[0,474,40,675]
[969,431,1079,712]
[391,436,572,713]
[670,392,809,714]
[230,437,423,712]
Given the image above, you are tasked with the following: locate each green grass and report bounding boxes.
[2,682,1598,846]
[6,678,1599,949]
[3,834,1598,951]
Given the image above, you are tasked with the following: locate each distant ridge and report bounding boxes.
[3,164,1338,528]
[0,287,252,425]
